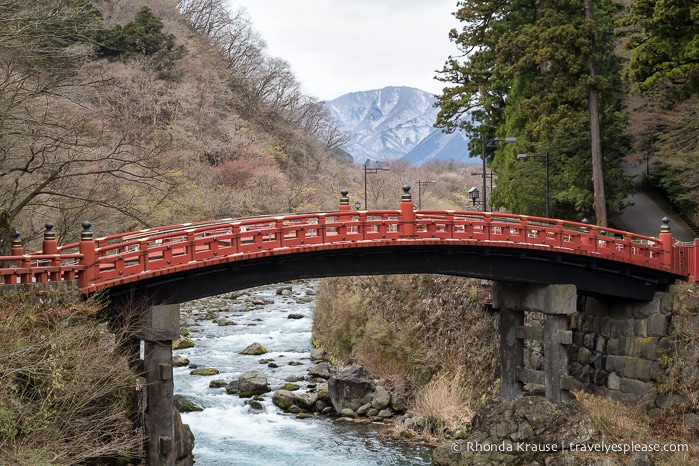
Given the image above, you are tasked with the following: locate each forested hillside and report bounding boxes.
[0,0,350,254]
[435,0,698,227]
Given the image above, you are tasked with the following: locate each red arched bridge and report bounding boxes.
[2,187,697,303]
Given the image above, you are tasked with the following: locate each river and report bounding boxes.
[173,280,433,465]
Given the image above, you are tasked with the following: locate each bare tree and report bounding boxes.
[0,1,176,252]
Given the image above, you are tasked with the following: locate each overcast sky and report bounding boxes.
[228,0,461,101]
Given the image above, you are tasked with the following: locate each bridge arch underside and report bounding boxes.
[105,244,680,308]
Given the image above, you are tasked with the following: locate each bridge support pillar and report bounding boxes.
[499,308,524,398]
[493,283,575,403]
[138,304,180,466]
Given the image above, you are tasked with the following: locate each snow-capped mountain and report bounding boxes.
[325,86,472,165]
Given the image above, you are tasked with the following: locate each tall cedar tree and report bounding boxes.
[622,0,699,222]
[436,0,632,223]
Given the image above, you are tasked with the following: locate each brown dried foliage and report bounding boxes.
[0,291,143,465]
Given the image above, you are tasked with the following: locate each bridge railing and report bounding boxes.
[0,186,696,290]
[414,210,668,268]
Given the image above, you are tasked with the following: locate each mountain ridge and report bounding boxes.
[324,86,472,165]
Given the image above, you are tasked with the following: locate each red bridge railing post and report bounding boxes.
[690,239,699,282]
[78,221,96,290]
[43,222,60,282]
[7,232,24,284]
[400,185,416,237]
[659,217,673,268]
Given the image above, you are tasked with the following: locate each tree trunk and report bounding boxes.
[586,0,607,226]
[0,209,13,256]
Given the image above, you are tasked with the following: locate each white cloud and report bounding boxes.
[229,0,459,100]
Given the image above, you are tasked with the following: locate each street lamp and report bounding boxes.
[363,159,390,210]
[468,187,480,207]
[354,201,361,210]
[480,135,516,211]
[517,150,550,218]
[417,180,436,210]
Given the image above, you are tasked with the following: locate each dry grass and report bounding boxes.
[575,390,699,466]
[0,290,143,465]
[408,370,476,440]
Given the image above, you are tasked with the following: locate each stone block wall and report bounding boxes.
[569,284,699,424]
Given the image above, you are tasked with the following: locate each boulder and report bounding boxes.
[316,383,331,403]
[173,337,194,350]
[390,377,410,412]
[217,317,237,326]
[240,342,267,355]
[310,347,329,361]
[238,370,270,398]
[328,365,375,413]
[279,383,300,391]
[174,409,195,466]
[173,394,203,413]
[371,385,391,410]
[308,362,333,379]
[272,389,295,410]
[225,379,238,395]
[172,355,190,367]
[293,392,318,411]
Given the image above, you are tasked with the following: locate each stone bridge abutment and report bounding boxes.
[493,280,699,427]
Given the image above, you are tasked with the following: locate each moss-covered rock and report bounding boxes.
[240,342,267,355]
[190,367,219,376]
[279,383,300,391]
[173,337,194,350]
[173,394,203,413]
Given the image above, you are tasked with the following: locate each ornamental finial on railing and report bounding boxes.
[339,189,351,211]
[44,222,55,241]
[401,185,411,203]
[660,216,671,234]
[10,231,23,256]
[11,231,22,249]
[80,221,93,241]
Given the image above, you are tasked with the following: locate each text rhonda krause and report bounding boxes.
[451,441,689,455]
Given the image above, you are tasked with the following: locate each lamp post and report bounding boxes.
[417,180,436,210]
[517,150,550,218]
[354,201,361,210]
[363,159,390,210]
[468,187,480,208]
[480,135,516,211]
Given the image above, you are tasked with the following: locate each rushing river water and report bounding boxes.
[173,281,433,465]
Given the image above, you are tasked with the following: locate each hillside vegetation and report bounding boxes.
[0,290,141,464]
[313,275,499,436]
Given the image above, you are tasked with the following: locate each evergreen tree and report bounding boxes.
[623,0,699,104]
[436,0,632,223]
